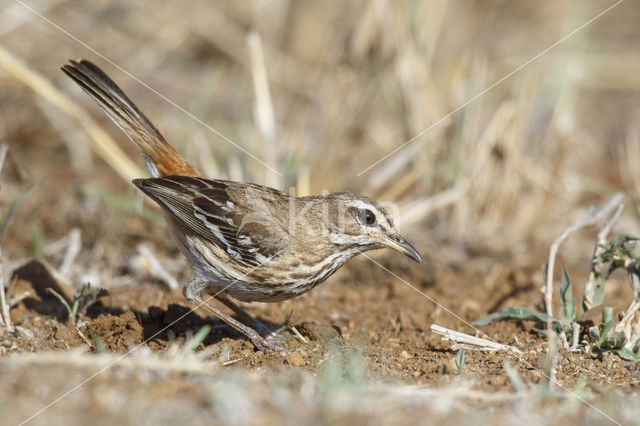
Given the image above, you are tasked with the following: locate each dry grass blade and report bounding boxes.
[583,204,624,309]
[6,349,221,375]
[431,324,522,355]
[136,244,179,290]
[248,32,280,189]
[0,45,142,182]
[0,143,9,332]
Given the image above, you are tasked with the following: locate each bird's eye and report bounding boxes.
[359,209,376,225]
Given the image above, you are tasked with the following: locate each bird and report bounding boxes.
[61,59,421,352]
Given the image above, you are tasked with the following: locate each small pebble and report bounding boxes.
[287,351,305,367]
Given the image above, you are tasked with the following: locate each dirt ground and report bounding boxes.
[1,233,638,424]
[4,254,640,391]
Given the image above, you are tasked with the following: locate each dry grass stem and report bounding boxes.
[0,0,64,38]
[59,228,82,277]
[0,142,12,332]
[430,324,522,355]
[290,326,308,345]
[614,300,640,351]
[248,32,280,189]
[136,244,179,290]
[6,349,221,375]
[583,204,624,309]
[0,45,142,182]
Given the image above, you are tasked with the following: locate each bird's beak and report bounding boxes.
[370,233,422,263]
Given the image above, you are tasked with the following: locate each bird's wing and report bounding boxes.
[133,176,289,266]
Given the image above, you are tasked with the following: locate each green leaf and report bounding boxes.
[182,325,211,354]
[472,307,556,326]
[607,332,626,350]
[0,181,40,245]
[74,283,109,315]
[454,349,467,373]
[613,348,640,362]
[588,326,601,344]
[601,307,614,339]
[628,244,640,260]
[592,276,606,308]
[533,328,548,338]
[504,362,527,392]
[560,267,576,322]
[45,288,73,323]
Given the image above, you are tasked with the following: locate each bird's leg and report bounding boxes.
[215,294,275,337]
[183,280,282,352]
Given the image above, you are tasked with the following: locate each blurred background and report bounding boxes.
[0,0,639,292]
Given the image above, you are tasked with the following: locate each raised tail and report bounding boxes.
[62,59,201,177]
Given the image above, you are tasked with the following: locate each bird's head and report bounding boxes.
[324,192,422,263]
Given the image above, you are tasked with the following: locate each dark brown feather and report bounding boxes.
[62,60,200,177]
[133,176,290,267]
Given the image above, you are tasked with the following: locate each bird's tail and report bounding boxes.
[62,59,200,177]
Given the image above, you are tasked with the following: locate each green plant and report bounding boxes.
[47,283,109,325]
[453,348,467,373]
[586,307,637,361]
[0,181,40,245]
[473,234,640,361]
[182,325,212,356]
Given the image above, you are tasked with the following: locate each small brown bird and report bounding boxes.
[62,59,421,351]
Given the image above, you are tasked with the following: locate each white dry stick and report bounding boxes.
[0,143,13,332]
[0,261,6,330]
[544,192,624,388]
[614,300,640,351]
[0,46,142,182]
[583,204,624,309]
[400,180,470,228]
[571,322,581,352]
[136,244,179,290]
[248,31,280,189]
[430,324,522,355]
[7,349,221,375]
[290,326,309,345]
[59,228,82,277]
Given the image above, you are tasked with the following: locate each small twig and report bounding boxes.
[399,180,470,228]
[630,271,640,300]
[6,350,221,375]
[614,300,640,351]
[60,228,82,276]
[136,244,179,290]
[75,326,93,348]
[0,143,12,332]
[248,31,280,189]
[430,324,522,355]
[46,287,74,323]
[571,322,580,352]
[0,143,8,171]
[558,331,569,350]
[222,358,243,366]
[0,260,11,332]
[584,204,624,309]
[290,326,308,345]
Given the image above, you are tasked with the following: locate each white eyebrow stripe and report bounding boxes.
[347,200,377,211]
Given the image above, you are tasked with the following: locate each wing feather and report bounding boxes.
[133,176,289,266]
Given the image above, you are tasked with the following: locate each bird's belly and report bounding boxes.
[180,231,356,302]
